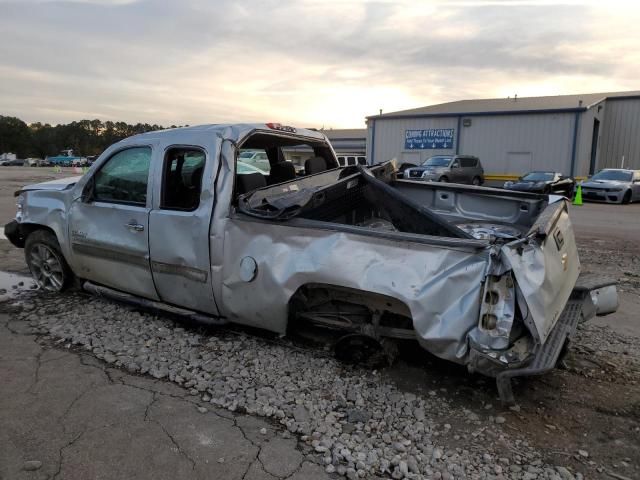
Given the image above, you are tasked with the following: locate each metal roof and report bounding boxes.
[368,90,640,119]
[320,128,366,140]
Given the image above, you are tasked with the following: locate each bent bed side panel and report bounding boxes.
[219,217,490,364]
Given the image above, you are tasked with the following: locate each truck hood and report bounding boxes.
[21,176,82,193]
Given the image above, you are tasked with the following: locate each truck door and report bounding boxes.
[148,146,220,315]
[68,146,158,299]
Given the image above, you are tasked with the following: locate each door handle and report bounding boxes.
[126,222,145,232]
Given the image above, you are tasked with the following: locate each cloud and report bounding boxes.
[0,0,639,127]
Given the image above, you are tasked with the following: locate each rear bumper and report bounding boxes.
[470,274,617,404]
[4,220,25,248]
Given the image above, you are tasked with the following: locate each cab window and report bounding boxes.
[161,148,206,211]
[94,147,151,205]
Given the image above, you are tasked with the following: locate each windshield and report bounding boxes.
[521,172,554,182]
[591,170,632,182]
[239,152,255,159]
[422,156,452,167]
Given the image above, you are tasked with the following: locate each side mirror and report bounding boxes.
[81,177,95,203]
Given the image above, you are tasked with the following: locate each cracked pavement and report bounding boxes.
[0,314,329,480]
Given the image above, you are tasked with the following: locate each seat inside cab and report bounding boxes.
[234,132,338,199]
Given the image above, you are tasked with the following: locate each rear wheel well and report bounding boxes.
[287,283,414,338]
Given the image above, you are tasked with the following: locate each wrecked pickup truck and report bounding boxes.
[5,123,617,402]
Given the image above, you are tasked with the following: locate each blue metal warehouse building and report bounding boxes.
[366,91,640,177]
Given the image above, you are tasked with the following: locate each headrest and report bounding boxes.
[305,156,327,175]
[237,172,267,195]
[269,162,296,184]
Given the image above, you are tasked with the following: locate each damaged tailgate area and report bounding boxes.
[235,163,611,403]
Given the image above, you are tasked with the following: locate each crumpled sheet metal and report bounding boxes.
[500,206,580,343]
[220,217,491,364]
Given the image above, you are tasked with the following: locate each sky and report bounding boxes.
[1,0,639,128]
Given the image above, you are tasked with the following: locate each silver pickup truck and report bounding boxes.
[5,123,617,402]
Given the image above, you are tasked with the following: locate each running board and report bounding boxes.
[82,282,228,327]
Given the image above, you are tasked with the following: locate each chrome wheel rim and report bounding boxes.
[29,244,64,291]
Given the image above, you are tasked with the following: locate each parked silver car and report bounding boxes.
[404,155,484,185]
[4,123,616,402]
[579,168,640,204]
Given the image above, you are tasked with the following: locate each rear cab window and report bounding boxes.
[234,131,337,200]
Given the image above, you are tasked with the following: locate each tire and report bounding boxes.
[622,190,632,204]
[439,176,449,183]
[25,230,74,292]
[471,176,481,186]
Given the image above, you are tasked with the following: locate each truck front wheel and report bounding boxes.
[25,230,73,292]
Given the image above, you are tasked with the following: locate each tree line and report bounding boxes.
[0,115,178,158]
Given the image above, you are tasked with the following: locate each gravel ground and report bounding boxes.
[4,286,638,480]
[0,175,637,480]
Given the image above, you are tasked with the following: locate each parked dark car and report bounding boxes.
[504,171,574,196]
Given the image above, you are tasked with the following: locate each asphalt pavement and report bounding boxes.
[0,312,328,480]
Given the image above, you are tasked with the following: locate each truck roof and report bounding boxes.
[119,123,328,146]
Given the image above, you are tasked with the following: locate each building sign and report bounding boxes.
[404,129,455,150]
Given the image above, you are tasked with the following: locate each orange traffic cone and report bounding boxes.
[573,184,583,206]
